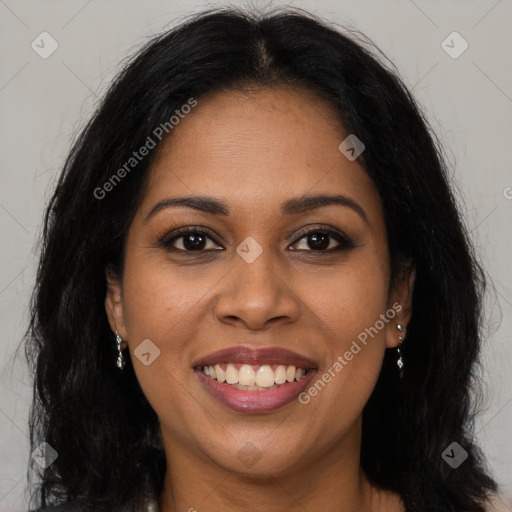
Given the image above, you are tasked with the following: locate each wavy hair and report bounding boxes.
[25,7,497,511]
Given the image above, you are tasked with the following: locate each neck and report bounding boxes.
[158,419,391,512]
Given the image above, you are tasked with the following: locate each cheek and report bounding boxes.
[119,260,208,438]
[121,256,210,346]
[119,254,224,412]
[301,247,389,349]
[295,248,390,421]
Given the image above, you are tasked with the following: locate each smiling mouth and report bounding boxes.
[193,346,318,412]
[200,363,310,391]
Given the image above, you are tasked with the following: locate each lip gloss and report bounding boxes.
[196,368,317,413]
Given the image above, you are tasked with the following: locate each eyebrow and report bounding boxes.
[144,194,369,224]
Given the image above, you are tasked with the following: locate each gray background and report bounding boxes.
[0,0,511,510]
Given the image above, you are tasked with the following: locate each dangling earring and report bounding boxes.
[396,324,404,378]
[115,331,125,370]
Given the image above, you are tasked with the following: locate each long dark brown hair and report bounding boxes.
[26,7,497,511]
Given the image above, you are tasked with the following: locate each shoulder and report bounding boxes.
[28,502,92,512]
[28,497,158,512]
[485,494,512,512]
[28,499,157,512]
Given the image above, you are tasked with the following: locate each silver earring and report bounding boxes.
[396,324,404,377]
[115,331,125,370]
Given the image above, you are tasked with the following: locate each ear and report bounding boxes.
[385,261,415,349]
[105,267,128,348]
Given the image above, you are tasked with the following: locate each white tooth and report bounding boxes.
[215,364,226,383]
[286,365,296,382]
[274,365,287,384]
[258,384,277,390]
[203,366,210,376]
[233,383,260,391]
[238,364,256,386]
[295,367,305,380]
[225,363,238,384]
[209,365,216,379]
[255,365,275,387]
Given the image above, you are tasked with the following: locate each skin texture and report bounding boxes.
[105,86,414,512]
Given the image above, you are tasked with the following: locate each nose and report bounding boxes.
[214,247,301,331]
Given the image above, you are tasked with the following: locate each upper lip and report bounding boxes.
[193,345,318,369]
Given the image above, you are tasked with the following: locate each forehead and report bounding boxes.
[143,86,379,219]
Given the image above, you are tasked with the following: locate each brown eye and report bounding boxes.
[305,232,330,250]
[290,228,355,252]
[178,233,208,251]
[159,228,223,252]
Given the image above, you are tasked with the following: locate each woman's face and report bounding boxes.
[106,86,413,477]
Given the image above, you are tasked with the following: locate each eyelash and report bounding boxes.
[158,225,355,254]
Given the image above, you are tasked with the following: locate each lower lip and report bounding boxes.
[196,368,317,413]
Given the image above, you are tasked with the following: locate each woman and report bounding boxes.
[25,6,507,512]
